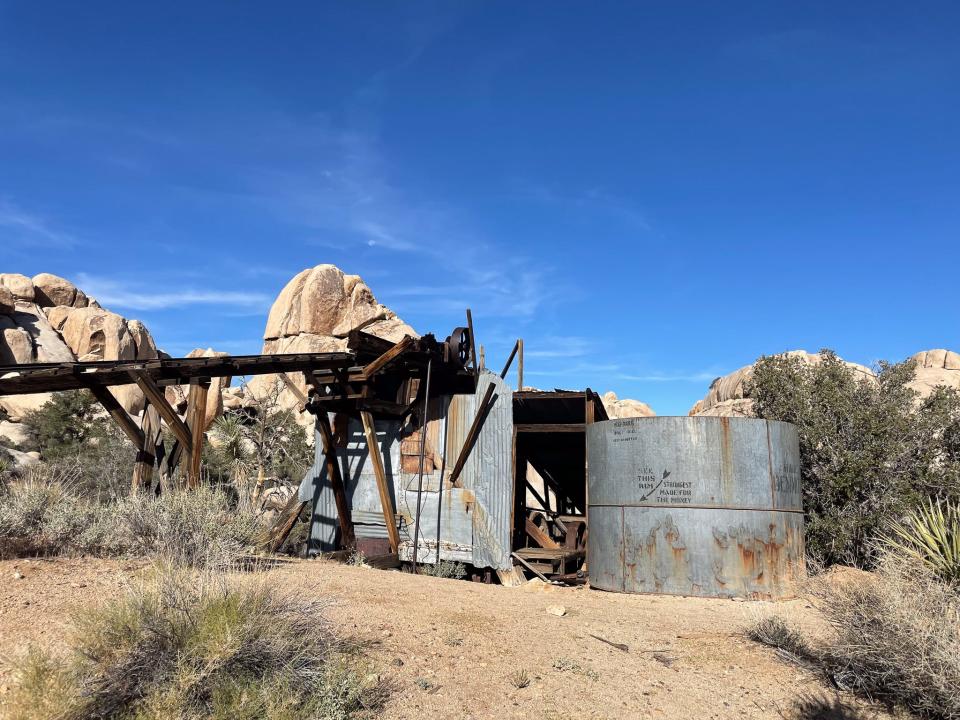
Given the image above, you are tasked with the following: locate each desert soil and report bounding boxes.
[0,557,892,720]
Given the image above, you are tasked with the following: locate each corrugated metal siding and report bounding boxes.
[462,372,514,570]
[299,370,515,569]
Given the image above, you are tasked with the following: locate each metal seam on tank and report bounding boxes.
[590,502,803,513]
[765,420,776,510]
[620,505,626,592]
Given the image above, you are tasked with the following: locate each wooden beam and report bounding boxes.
[186,379,209,489]
[448,381,496,486]
[87,384,144,450]
[361,335,413,380]
[360,410,401,553]
[129,371,193,453]
[511,551,550,582]
[317,413,356,548]
[479,344,485,371]
[132,403,161,491]
[515,423,585,433]
[466,308,478,378]
[525,516,560,549]
[267,498,308,553]
[517,338,524,391]
[500,339,519,380]
[279,372,308,408]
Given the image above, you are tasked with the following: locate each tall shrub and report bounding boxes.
[750,351,960,568]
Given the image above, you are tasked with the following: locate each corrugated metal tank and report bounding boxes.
[587,417,804,599]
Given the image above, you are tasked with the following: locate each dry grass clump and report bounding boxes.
[0,470,259,567]
[749,548,960,719]
[2,567,386,720]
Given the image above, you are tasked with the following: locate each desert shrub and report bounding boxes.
[114,486,260,568]
[418,560,467,580]
[0,472,258,566]
[750,351,960,568]
[20,390,103,459]
[749,548,960,719]
[2,568,386,720]
[884,497,960,586]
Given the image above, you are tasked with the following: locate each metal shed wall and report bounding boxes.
[299,370,514,570]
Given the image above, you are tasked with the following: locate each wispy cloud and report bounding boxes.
[0,198,77,247]
[615,371,720,383]
[75,274,271,312]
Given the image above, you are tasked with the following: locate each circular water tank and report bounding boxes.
[587,417,804,599]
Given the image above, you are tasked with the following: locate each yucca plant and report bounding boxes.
[885,497,960,586]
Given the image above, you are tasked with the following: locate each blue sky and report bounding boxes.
[1,2,957,414]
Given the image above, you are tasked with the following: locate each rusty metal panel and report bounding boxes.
[587,417,804,599]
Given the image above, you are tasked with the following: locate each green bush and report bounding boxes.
[750,351,960,568]
[2,568,386,720]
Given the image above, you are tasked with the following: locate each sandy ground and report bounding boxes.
[0,557,894,720]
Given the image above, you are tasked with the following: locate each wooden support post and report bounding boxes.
[360,410,401,553]
[583,388,595,572]
[87,384,145,450]
[129,371,193,454]
[479,345,485,371]
[466,308,478,378]
[361,335,413,380]
[267,497,308,553]
[317,413,356,549]
[132,403,161,492]
[186,378,209,489]
[518,338,524,391]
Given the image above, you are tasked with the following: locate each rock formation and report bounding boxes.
[245,264,417,417]
[687,349,957,417]
[908,349,960,398]
[0,273,162,462]
[601,391,656,419]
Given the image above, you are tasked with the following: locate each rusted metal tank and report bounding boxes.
[587,417,804,599]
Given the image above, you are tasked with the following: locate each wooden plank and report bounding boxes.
[132,403,161,491]
[515,423,585,433]
[525,516,560,549]
[500,339,519,379]
[186,379,209,489]
[268,499,308,553]
[279,372,308,409]
[317,413,356,548]
[87,384,144,450]
[511,551,550,582]
[448,382,496,486]
[518,338,524,391]
[129,371,193,453]
[496,566,526,587]
[360,410,401,553]
[466,308,478,377]
[361,335,413,380]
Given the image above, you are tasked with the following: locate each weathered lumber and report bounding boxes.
[185,379,209,489]
[525,516,560,550]
[517,338,524,391]
[279,372,309,408]
[360,410,401,553]
[132,403,161,491]
[515,423,584,433]
[87,384,144,450]
[129,371,193,453]
[511,551,550,582]
[466,308,478,377]
[267,498,308,553]
[316,413,356,548]
[361,335,413,380]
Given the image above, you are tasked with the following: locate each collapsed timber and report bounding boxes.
[0,317,603,585]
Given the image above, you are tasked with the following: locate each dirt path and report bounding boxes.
[0,557,889,719]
